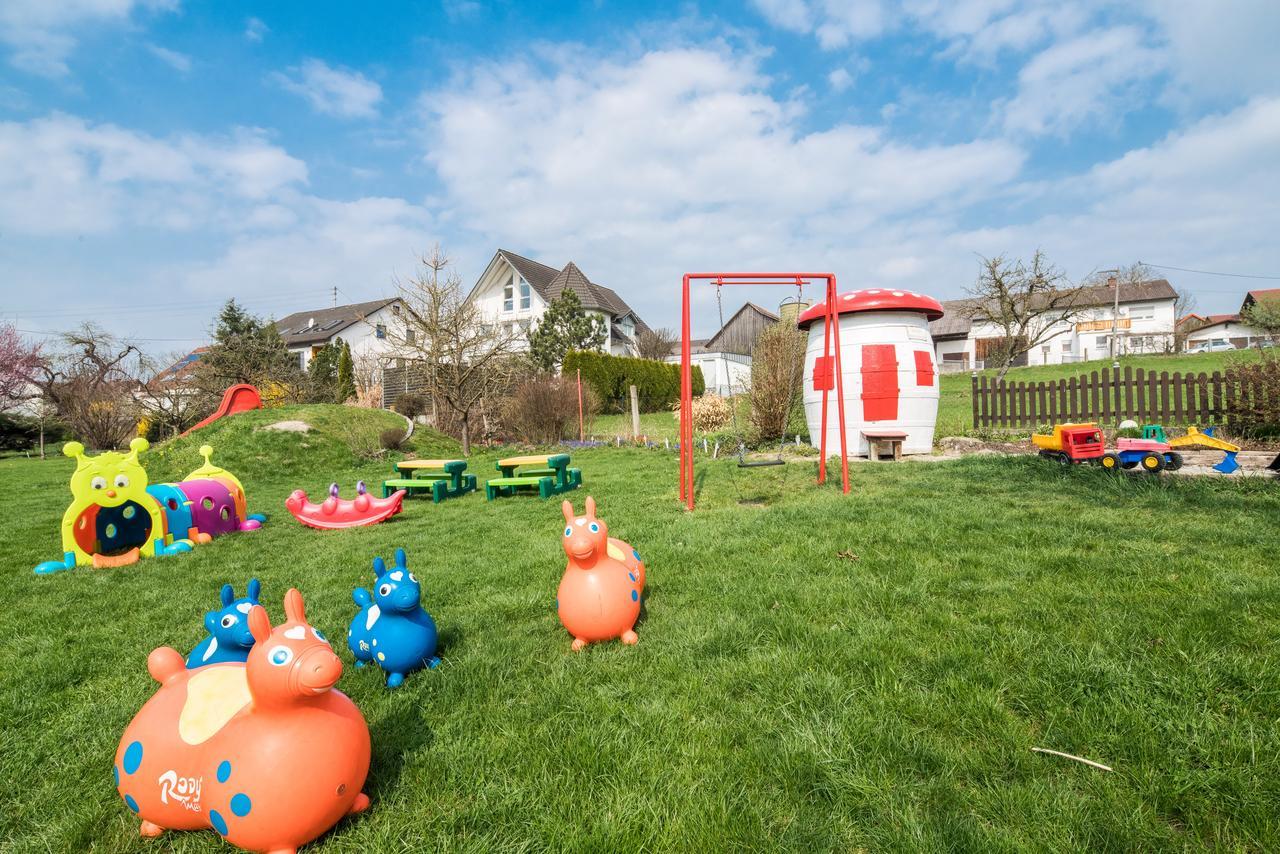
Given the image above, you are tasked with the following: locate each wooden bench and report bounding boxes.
[862,430,907,462]
[485,475,555,500]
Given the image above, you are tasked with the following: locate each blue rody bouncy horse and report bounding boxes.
[186,579,263,668]
[348,548,440,687]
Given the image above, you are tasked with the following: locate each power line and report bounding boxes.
[14,328,205,343]
[1140,262,1280,281]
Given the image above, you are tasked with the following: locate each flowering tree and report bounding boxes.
[0,323,44,411]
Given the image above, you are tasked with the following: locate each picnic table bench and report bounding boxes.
[862,430,907,462]
[485,453,582,500]
[383,458,477,503]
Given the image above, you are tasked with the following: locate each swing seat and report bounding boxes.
[738,459,785,468]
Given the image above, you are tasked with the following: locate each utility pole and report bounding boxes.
[332,286,338,308]
[1100,268,1120,362]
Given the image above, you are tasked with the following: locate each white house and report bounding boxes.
[665,302,785,396]
[274,298,409,372]
[466,249,649,356]
[1180,289,1280,350]
[930,278,1179,370]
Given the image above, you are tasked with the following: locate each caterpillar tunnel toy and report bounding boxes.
[34,440,264,575]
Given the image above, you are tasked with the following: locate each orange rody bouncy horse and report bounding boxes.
[556,496,646,650]
[114,589,371,854]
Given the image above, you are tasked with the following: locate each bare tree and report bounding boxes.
[385,245,524,454]
[35,324,146,450]
[964,250,1087,381]
[636,326,678,361]
[1242,296,1280,351]
[135,352,204,438]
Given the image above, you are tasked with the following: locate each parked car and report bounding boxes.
[1187,338,1237,354]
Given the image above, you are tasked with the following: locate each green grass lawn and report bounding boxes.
[1,407,1278,851]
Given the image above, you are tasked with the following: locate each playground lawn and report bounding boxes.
[1,410,1277,851]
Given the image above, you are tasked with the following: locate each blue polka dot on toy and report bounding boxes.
[113,765,119,785]
[633,549,640,561]
[631,589,638,601]
[230,793,252,817]
[122,741,143,774]
[124,794,139,813]
[216,760,231,783]
[628,572,637,582]
[209,809,228,836]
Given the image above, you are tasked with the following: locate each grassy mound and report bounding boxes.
[144,404,459,484]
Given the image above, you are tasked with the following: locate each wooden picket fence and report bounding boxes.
[971,366,1249,429]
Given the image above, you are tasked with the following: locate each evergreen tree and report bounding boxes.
[306,339,341,403]
[336,340,356,402]
[528,290,607,372]
[194,299,301,401]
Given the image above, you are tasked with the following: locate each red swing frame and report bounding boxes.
[679,272,851,510]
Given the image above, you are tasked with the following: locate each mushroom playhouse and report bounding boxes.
[795,288,945,457]
[34,440,264,575]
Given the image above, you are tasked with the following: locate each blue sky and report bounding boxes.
[2,0,1279,348]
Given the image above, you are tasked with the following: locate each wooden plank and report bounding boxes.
[1223,368,1237,429]
[1124,366,1134,421]
[1209,370,1223,423]
[1185,373,1199,424]
[1089,371,1100,422]
[1057,378,1067,422]
[971,374,980,429]
[1146,369,1157,423]
[1000,380,1010,429]
[1019,381,1030,426]
[1100,367,1110,422]
[1037,380,1048,426]
[1171,372,1184,424]
[1195,373,1209,422]
[1159,371,1171,424]
[1066,376,1077,421]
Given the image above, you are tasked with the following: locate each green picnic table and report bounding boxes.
[485,453,582,500]
[383,458,477,503]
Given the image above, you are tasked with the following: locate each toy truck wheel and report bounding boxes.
[1164,452,1184,471]
[1056,452,1072,465]
[1100,452,1121,471]
[1140,452,1165,473]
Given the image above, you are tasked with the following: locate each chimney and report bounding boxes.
[779,298,812,326]
[1107,275,1117,289]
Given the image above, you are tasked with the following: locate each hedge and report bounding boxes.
[563,351,704,412]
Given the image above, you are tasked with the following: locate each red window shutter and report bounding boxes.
[812,355,833,391]
[860,344,899,421]
[914,350,935,387]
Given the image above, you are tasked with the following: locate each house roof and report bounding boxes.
[927,279,1177,339]
[1246,288,1280,301]
[151,347,209,385]
[274,298,399,347]
[704,302,779,351]
[492,249,650,332]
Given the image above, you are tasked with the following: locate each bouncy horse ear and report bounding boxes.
[247,605,271,643]
[372,556,386,577]
[283,588,306,624]
[246,578,261,602]
[585,496,596,519]
[394,548,407,569]
[561,500,574,523]
[220,583,235,606]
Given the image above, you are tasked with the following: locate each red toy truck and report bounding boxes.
[1031,423,1183,472]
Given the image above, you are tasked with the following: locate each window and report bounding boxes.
[519,277,530,310]
[405,328,415,345]
[1096,335,1109,347]
[518,319,531,333]
[503,283,514,312]
[1061,339,1073,352]
[1128,304,1155,321]
[296,350,306,370]
[375,324,386,339]
[391,303,400,316]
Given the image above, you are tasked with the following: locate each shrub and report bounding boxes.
[504,375,600,444]
[748,324,806,443]
[1225,358,1280,439]
[0,412,68,452]
[671,393,733,433]
[393,392,428,418]
[562,351,703,412]
[379,427,408,452]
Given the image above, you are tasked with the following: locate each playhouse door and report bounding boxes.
[860,344,899,421]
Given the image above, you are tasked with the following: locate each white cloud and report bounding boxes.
[442,0,481,21]
[828,68,853,91]
[421,48,1024,324]
[752,0,887,47]
[244,16,268,43]
[147,43,191,72]
[1001,27,1165,135]
[0,114,307,235]
[1142,0,1280,102]
[273,59,383,119]
[0,0,177,78]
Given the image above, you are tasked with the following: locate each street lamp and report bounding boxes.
[1099,268,1120,362]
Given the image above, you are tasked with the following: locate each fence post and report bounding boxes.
[971,373,980,429]
[629,384,640,439]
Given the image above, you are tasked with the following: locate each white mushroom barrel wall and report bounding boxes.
[799,299,942,457]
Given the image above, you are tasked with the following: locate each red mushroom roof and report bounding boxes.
[796,288,944,327]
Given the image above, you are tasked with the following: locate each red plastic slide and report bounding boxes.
[182,384,263,435]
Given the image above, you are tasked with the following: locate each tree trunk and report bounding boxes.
[460,413,471,456]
